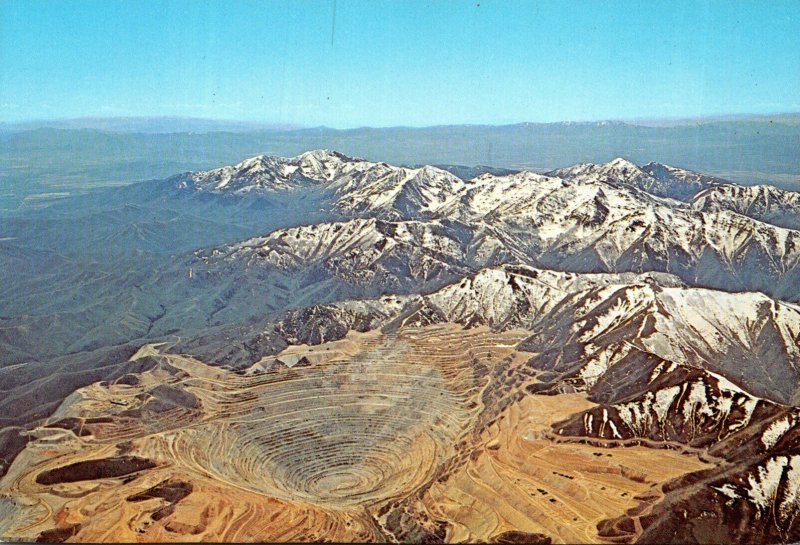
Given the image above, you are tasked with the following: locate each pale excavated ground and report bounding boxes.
[419,394,712,544]
[0,326,522,541]
[0,325,709,542]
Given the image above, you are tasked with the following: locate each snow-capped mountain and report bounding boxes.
[171,153,800,303]
[173,152,727,220]
[641,161,728,199]
[555,361,777,445]
[693,183,800,230]
[429,266,800,402]
[172,149,465,220]
[188,218,512,317]
[175,149,360,192]
[548,157,726,201]
[177,150,800,312]
[521,276,800,404]
[454,171,800,302]
[548,157,655,186]
[400,265,682,330]
[23,151,789,377]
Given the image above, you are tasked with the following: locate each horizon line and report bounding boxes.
[2,110,800,132]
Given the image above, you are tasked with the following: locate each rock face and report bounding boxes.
[172,149,467,220]
[190,161,800,311]
[2,150,800,544]
[6,151,800,363]
[692,183,800,230]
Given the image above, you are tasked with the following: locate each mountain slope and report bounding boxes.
[462,171,800,302]
[185,159,800,303]
[3,151,800,367]
[693,183,800,230]
[167,263,800,405]
[172,149,466,220]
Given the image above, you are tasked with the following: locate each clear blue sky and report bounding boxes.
[1,0,799,127]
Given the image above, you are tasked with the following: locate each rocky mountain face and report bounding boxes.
[183,152,800,306]
[222,262,800,404]
[2,150,800,544]
[547,157,727,201]
[692,183,800,230]
[172,149,467,220]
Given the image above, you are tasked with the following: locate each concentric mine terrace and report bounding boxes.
[0,324,711,543]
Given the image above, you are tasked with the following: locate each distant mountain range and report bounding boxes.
[4,113,800,133]
[1,115,798,215]
[0,116,303,134]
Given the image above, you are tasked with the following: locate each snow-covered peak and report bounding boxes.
[548,157,647,182]
[296,149,357,162]
[639,161,727,200]
[197,216,473,289]
[438,170,559,220]
[173,149,468,220]
[604,156,643,173]
[175,149,368,193]
[173,151,750,222]
[327,162,466,219]
[292,149,365,181]
[547,158,724,201]
[399,264,685,330]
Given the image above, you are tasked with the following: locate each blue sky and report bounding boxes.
[1,0,799,127]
